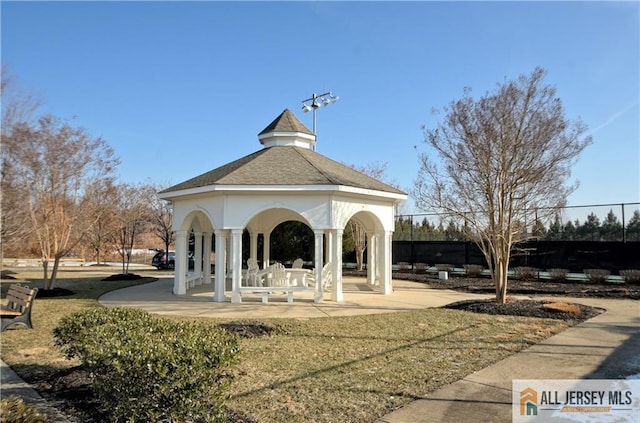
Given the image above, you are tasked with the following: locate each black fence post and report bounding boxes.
[410,215,415,270]
[622,203,626,243]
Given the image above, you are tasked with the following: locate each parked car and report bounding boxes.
[152,251,195,270]
[152,251,175,270]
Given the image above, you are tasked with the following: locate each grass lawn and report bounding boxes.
[1,268,156,379]
[1,268,570,422]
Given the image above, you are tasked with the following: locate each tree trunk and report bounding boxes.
[493,246,510,304]
[49,256,61,290]
[494,260,508,304]
[125,251,131,274]
[355,247,364,271]
[351,221,367,271]
[42,256,61,290]
[42,259,50,289]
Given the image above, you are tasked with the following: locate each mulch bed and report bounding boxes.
[389,272,640,300]
[444,298,603,323]
[38,367,104,423]
[219,320,284,338]
[35,288,75,298]
[101,273,146,281]
[343,269,638,323]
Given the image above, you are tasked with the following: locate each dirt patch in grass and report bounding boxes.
[219,320,285,338]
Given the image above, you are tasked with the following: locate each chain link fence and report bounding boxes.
[392,202,640,273]
[395,202,640,242]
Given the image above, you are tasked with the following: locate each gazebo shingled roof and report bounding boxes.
[161,109,405,195]
[258,108,314,135]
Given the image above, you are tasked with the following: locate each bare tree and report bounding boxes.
[83,181,119,264]
[5,116,120,289]
[0,158,30,244]
[149,182,174,255]
[413,67,591,303]
[112,183,154,275]
[345,162,389,271]
[1,66,41,131]
[1,69,41,257]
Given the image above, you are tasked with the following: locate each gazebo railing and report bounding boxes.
[185,273,204,290]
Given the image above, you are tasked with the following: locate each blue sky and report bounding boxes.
[2,1,639,219]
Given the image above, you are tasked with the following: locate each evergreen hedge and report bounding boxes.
[54,307,239,422]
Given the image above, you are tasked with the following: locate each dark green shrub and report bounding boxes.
[464,264,483,277]
[54,307,239,422]
[549,268,569,282]
[414,262,427,273]
[54,306,156,359]
[0,397,47,423]
[584,269,610,283]
[514,266,538,281]
[620,269,640,284]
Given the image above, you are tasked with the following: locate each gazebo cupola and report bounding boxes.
[258,109,316,149]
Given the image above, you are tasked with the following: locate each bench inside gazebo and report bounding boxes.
[237,259,328,303]
[158,109,407,303]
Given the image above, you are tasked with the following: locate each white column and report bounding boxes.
[250,231,258,266]
[213,229,227,302]
[331,229,344,302]
[314,230,324,303]
[325,230,333,264]
[194,231,203,285]
[368,233,377,286]
[203,232,212,285]
[230,229,243,303]
[173,230,188,295]
[380,231,393,295]
[263,233,271,269]
[225,236,231,274]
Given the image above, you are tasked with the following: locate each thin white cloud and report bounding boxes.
[588,101,639,135]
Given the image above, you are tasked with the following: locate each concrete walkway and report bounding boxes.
[3,277,638,422]
[375,296,640,422]
[98,277,493,318]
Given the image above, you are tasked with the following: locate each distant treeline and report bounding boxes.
[394,209,640,242]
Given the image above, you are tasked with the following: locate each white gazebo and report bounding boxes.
[158,109,407,303]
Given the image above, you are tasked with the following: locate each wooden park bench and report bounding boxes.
[1,284,38,332]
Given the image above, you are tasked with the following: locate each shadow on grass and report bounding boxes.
[1,276,157,301]
[230,324,476,401]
